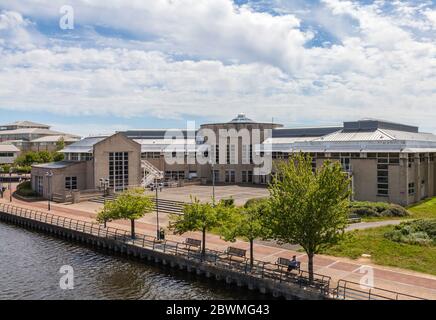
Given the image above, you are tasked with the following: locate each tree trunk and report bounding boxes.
[202,227,206,258]
[249,238,254,269]
[130,219,135,239]
[308,252,314,283]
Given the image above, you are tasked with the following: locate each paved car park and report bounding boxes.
[144,184,269,206]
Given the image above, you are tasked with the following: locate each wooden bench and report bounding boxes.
[276,257,301,273]
[184,238,201,252]
[225,246,247,263]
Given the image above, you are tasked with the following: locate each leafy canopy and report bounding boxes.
[96,188,154,222]
[220,198,270,242]
[169,197,231,234]
[267,153,351,254]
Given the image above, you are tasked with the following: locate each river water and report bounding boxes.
[0,222,269,300]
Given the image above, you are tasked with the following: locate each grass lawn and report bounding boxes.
[321,226,436,275]
[358,197,436,222]
[408,197,436,219]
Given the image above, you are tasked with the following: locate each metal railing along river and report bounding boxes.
[0,203,331,297]
[0,203,427,300]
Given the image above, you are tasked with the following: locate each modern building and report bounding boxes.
[30,115,436,206]
[0,144,20,164]
[0,121,80,152]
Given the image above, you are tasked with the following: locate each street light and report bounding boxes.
[99,178,110,228]
[45,171,53,211]
[209,159,216,205]
[0,167,3,199]
[9,167,14,202]
[154,177,163,240]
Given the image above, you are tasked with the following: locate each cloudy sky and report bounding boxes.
[0,0,435,136]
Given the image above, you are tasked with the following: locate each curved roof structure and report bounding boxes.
[228,113,255,124]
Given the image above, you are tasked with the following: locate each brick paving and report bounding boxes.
[1,190,436,300]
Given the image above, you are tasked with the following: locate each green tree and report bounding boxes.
[52,152,64,162]
[96,188,154,238]
[220,199,270,268]
[169,197,228,257]
[38,151,52,163]
[267,153,351,282]
[14,151,54,166]
[56,137,65,151]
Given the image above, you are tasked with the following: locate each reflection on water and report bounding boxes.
[0,222,271,300]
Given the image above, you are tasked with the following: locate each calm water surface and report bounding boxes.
[0,222,270,300]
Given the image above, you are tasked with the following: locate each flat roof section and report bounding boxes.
[32,161,83,169]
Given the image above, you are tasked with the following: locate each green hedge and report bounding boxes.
[15,180,38,197]
[350,201,410,218]
[385,219,436,246]
[244,197,268,208]
[0,164,31,174]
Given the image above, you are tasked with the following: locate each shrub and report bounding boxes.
[0,164,11,173]
[220,198,235,207]
[350,201,409,218]
[244,197,268,208]
[385,219,436,246]
[15,180,38,197]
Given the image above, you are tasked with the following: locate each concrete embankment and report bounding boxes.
[0,205,329,300]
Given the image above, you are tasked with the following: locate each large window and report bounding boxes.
[35,176,43,195]
[80,153,93,161]
[164,171,185,180]
[0,152,14,157]
[242,170,253,183]
[226,144,236,164]
[377,154,389,196]
[225,170,235,183]
[213,170,220,183]
[109,152,129,191]
[215,145,220,163]
[141,152,161,159]
[408,154,415,168]
[65,176,77,190]
[408,183,415,195]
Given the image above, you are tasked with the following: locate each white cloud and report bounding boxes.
[0,1,435,132]
[425,9,436,29]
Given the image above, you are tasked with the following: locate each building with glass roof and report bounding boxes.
[30,115,436,206]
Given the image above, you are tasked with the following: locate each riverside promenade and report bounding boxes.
[1,191,436,300]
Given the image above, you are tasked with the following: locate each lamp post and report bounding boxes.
[9,167,14,202]
[99,178,110,228]
[45,171,53,211]
[155,177,161,240]
[209,159,216,205]
[0,167,3,199]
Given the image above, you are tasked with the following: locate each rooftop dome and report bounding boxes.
[228,113,255,124]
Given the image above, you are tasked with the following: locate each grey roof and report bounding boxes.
[343,119,418,133]
[228,113,256,124]
[30,135,80,143]
[314,129,436,143]
[1,120,50,129]
[0,144,20,152]
[272,126,342,138]
[32,161,81,169]
[201,113,282,127]
[61,136,107,153]
[121,129,195,140]
[0,128,68,136]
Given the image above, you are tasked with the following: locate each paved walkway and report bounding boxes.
[346,220,403,231]
[1,193,436,300]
